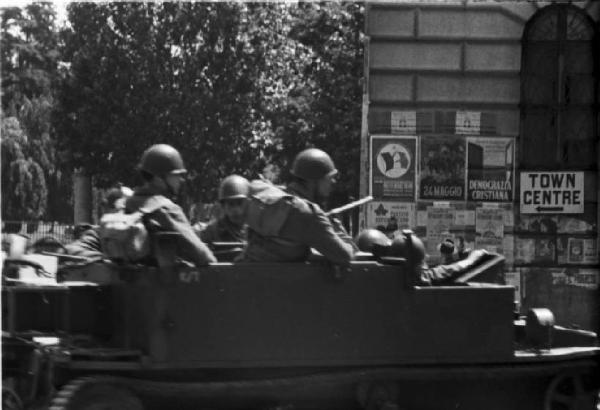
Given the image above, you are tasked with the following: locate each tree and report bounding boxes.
[1,116,48,222]
[280,2,364,207]
[1,3,68,221]
[55,2,364,210]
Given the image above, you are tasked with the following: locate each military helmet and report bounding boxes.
[138,144,187,178]
[355,229,391,252]
[389,231,426,265]
[290,148,338,181]
[219,175,250,201]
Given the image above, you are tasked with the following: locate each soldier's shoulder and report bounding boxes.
[289,195,322,215]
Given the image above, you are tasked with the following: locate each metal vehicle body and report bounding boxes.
[2,237,599,410]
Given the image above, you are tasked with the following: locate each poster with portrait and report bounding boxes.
[419,135,465,200]
[370,136,417,201]
[467,137,514,202]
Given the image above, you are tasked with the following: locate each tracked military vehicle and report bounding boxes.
[2,232,599,410]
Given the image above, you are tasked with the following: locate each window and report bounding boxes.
[520,4,597,169]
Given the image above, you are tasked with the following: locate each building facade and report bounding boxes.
[359,0,599,330]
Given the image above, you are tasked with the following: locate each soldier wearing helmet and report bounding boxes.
[242,148,355,265]
[197,175,249,244]
[124,144,216,266]
[388,230,488,286]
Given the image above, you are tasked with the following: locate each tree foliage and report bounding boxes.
[1,3,68,221]
[1,115,48,220]
[56,2,364,209]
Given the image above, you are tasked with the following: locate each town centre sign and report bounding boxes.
[520,172,584,214]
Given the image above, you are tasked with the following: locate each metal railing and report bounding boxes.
[1,221,75,245]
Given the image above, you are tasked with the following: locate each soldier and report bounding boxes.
[438,238,456,264]
[65,184,134,259]
[241,148,356,265]
[197,174,249,244]
[124,144,216,266]
[389,231,488,286]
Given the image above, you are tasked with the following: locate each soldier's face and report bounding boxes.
[222,198,247,226]
[164,173,186,195]
[316,174,335,200]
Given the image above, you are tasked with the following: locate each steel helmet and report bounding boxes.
[389,231,425,265]
[290,148,338,181]
[219,175,250,201]
[138,144,187,178]
[355,229,391,252]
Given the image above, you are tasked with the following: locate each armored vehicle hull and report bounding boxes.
[2,253,599,410]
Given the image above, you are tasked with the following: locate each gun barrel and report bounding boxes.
[326,196,373,216]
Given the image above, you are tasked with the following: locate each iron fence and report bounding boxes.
[1,221,75,245]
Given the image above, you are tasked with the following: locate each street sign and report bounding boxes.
[520,172,584,214]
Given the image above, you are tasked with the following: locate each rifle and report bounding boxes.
[325,196,373,216]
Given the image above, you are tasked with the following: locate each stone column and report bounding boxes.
[73,168,93,224]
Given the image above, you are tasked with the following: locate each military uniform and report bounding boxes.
[418,249,487,285]
[125,187,216,267]
[198,217,246,244]
[65,228,103,259]
[241,180,355,265]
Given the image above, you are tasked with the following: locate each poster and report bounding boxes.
[520,172,584,214]
[456,111,481,135]
[454,210,475,226]
[419,136,465,200]
[514,239,535,264]
[391,111,416,135]
[467,137,514,202]
[557,216,596,234]
[535,238,556,263]
[425,206,455,255]
[366,201,416,235]
[515,214,558,234]
[370,135,417,201]
[556,238,597,264]
[475,207,504,252]
[551,269,599,290]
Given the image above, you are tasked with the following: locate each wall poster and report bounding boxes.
[391,111,416,135]
[370,135,417,201]
[425,206,455,255]
[419,135,465,200]
[551,269,599,290]
[557,237,598,265]
[475,206,504,252]
[467,137,514,202]
[366,201,416,235]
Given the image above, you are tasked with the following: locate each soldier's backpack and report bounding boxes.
[99,197,172,262]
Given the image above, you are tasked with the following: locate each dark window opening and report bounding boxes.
[520,4,597,170]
